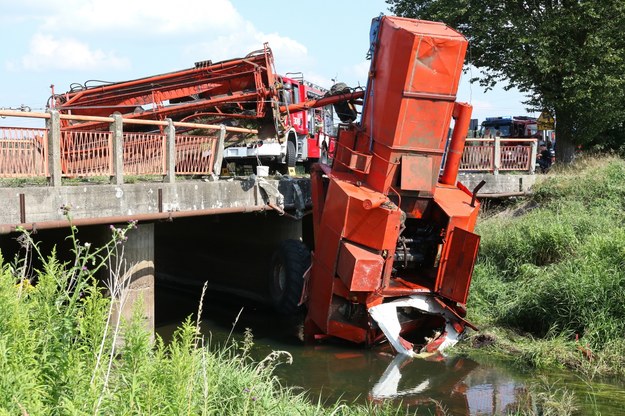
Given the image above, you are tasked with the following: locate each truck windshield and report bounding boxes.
[480,124,511,137]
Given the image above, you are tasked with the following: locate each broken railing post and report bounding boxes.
[46,109,62,187]
[212,124,226,177]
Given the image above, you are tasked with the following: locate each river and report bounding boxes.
[156,284,625,415]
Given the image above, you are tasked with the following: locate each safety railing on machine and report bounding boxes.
[0,110,258,186]
[460,137,538,174]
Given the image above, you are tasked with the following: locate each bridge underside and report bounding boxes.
[0,176,311,338]
[0,173,533,339]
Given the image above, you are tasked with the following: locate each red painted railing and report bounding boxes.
[460,138,537,173]
[0,127,48,177]
[0,109,243,181]
[123,133,166,175]
[460,145,494,171]
[61,130,112,177]
[500,145,532,171]
[174,134,217,175]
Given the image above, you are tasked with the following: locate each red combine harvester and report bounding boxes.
[48,45,362,169]
[280,16,482,357]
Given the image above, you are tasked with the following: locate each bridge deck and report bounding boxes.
[0,176,311,234]
[0,171,538,234]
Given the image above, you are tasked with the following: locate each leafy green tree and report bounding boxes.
[387,0,625,162]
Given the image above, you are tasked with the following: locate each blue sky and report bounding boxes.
[0,0,535,127]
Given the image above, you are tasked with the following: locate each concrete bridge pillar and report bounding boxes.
[112,223,155,337]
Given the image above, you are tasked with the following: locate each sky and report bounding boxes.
[0,0,536,128]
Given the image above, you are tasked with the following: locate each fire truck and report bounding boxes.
[221,75,338,168]
[48,45,346,171]
[479,116,538,138]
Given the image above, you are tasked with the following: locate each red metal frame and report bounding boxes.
[54,46,277,131]
[304,16,481,354]
[51,44,358,167]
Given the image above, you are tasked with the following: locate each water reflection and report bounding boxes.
[369,353,529,414]
[274,345,528,415]
[156,286,622,415]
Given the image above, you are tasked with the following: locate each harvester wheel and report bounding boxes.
[286,141,297,168]
[269,239,310,315]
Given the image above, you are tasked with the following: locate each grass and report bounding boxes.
[0,223,405,415]
[464,155,625,377]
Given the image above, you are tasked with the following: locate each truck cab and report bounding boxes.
[479,116,537,138]
[221,74,337,171]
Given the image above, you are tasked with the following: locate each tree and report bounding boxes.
[387,0,625,162]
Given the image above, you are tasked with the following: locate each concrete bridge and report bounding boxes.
[0,109,540,334]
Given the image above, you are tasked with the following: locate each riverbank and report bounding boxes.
[462,155,625,378]
[0,227,402,415]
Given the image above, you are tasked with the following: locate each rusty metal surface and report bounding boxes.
[337,241,385,292]
[435,227,480,304]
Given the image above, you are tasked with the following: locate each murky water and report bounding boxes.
[156,285,625,415]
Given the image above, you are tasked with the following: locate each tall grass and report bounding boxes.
[0,224,404,415]
[467,156,625,376]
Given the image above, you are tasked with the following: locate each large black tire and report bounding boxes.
[269,239,310,315]
[285,140,297,168]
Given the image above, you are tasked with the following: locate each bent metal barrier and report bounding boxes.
[460,138,538,174]
[0,109,258,184]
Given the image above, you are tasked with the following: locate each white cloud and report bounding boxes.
[6,0,308,77]
[340,60,371,87]
[15,33,130,71]
[182,22,312,76]
[39,0,243,34]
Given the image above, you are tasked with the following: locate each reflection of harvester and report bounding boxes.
[48,45,363,170]
[271,16,482,357]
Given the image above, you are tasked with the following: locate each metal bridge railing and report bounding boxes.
[460,138,538,174]
[61,130,113,177]
[0,110,257,185]
[0,127,48,177]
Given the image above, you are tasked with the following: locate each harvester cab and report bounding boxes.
[299,16,481,357]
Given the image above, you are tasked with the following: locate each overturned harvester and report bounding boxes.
[272,16,481,356]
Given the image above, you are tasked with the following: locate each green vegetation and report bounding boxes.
[0,224,401,415]
[465,156,625,377]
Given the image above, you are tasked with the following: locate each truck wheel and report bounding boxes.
[286,141,297,168]
[269,239,310,315]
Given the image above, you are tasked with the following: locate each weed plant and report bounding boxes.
[466,156,625,377]
[0,223,404,415]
